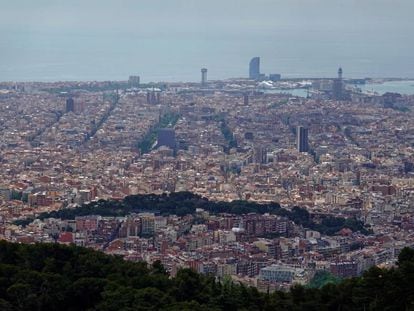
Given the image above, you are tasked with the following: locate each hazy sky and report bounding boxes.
[2,0,413,34]
[1,0,414,81]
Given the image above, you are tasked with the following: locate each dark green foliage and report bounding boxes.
[307,271,341,289]
[17,192,369,235]
[397,247,414,265]
[311,216,372,235]
[290,207,371,235]
[220,120,237,150]
[290,206,311,227]
[12,219,33,227]
[0,241,414,310]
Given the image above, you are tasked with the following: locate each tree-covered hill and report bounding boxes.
[16,191,371,235]
[0,241,414,310]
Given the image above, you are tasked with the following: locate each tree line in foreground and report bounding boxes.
[0,241,413,310]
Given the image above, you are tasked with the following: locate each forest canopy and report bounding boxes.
[0,241,413,310]
[16,191,370,235]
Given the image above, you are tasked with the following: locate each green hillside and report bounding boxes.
[16,191,371,236]
[0,241,413,310]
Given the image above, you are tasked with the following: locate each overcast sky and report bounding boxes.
[1,0,413,36]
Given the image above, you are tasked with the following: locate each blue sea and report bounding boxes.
[0,29,413,84]
[359,80,414,95]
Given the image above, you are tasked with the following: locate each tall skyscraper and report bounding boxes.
[332,67,344,100]
[249,57,260,80]
[65,97,74,113]
[297,126,309,153]
[243,93,249,105]
[201,68,207,86]
[254,146,267,164]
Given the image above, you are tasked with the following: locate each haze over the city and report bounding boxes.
[3,1,414,308]
[1,0,414,82]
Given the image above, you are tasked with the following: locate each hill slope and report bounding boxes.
[0,241,414,310]
[17,191,370,235]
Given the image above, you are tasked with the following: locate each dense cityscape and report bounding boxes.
[1,58,414,293]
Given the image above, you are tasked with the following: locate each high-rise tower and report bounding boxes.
[243,93,249,105]
[297,126,309,153]
[249,57,260,80]
[65,97,74,113]
[332,67,344,100]
[201,68,207,86]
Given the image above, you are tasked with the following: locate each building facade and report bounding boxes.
[249,57,260,80]
[297,126,309,153]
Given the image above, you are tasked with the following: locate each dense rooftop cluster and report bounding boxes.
[0,79,414,290]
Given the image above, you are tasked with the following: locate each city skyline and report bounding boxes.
[1,0,414,305]
[1,1,414,82]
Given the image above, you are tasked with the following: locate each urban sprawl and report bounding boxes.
[1,60,414,292]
